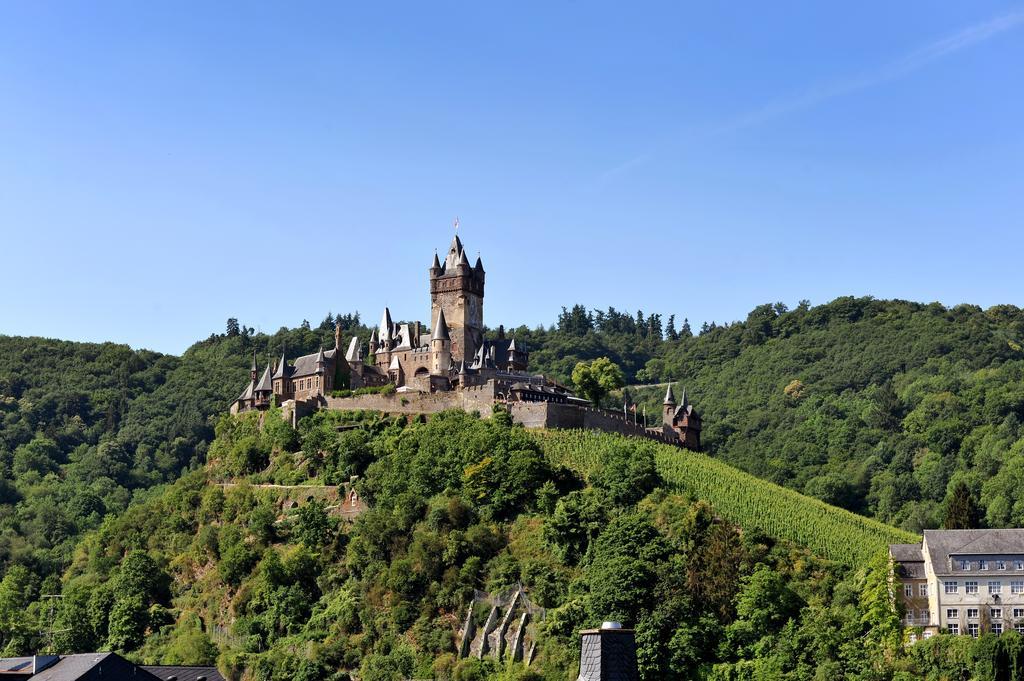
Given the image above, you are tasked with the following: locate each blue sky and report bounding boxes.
[1,2,1022,354]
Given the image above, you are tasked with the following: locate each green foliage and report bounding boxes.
[571,357,625,409]
[537,429,919,566]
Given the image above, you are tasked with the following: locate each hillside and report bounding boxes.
[0,410,1007,680]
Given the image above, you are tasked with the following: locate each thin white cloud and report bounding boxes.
[598,9,1024,184]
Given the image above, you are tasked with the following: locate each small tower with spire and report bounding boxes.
[431,309,452,376]
[662,384,677,426]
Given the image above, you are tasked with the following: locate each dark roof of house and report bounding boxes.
[141,666,225,681]
[254,363,274,392]
[889,543,924,562]
[924,529,1024,575]
[29,653,160,681]
[237,380,255,402]
[291,348,336,378]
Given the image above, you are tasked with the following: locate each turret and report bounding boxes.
[315,346,326,374]
[378,307,393,349]
[431,309,452,375]
[663,384,676,426]
[345,336,362,363]
[430,231,485,365]
[430,251,443,279]
[250,350,259,384]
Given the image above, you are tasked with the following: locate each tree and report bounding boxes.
[571,357,625,409]
[666,315,678,341]
[943,481,982,529]
[226,318,240,336]
[680,318,692,338]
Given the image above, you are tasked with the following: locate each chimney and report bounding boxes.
[576,621,639,681]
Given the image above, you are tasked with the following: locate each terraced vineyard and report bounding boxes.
[535,429,919,566]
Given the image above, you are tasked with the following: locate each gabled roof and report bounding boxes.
[30,653,160,681]
[291,348,334,378]
[142,665,225,681]
[432,309,450,341]
[388,355,401,371]
[924,529,1024,574]
[255,363,273,392]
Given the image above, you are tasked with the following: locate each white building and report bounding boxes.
[891,529,1024,639]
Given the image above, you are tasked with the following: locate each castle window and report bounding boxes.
[1014,608,1024,618]
[965,581,978,594]
[919,583,928,597]
[945,581,959,594]
[967,608,979,619]
[1012,581,1024,594]
[947,608,959,619]
[992,608,1002,620]
[904,584,913,598]
[990,581,1002,595]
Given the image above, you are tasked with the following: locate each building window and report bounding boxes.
[992,608,1002,620]
[981,560,989,571]
[993,622,1004,634]
[1014,608,1024,619]
[947,608,959,619]
[948,623,960,635]
[968,608,979,619]
[965,581,979,594]
[960,559,970,570]
[968,623,980,637]
[1016,561,1024,570]
[919,583,928,597]
[905,612,915,625]
[904,584,913,598]
[990,581,1002,595]
[1017,624,1024,634]
[998,560,1007,570]
[945,581,959,594]
[1012,581,1024,594]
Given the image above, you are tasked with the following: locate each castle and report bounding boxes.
[232,234,701,450]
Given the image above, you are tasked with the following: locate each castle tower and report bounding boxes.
[376,307,394,367]
[250,350,259,384]
[431,309,452,375]
[430,234,485,365]
[662,384,676,426]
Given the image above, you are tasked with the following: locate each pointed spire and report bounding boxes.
[450,233,463,254]
[458,249,470,267]
[346,336,362,362]
[474,255,484,272]
[508,337,517,352]
[663,384,676,405]
[251,349,258,372]
[680,387,688,407]
[432,309,450,341]
[315,346,325,362]
[256,362,273,393]
[272,349,288,379]
[379,307,393,340]
[432,251,441,269]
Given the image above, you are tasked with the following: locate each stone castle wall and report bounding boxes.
[509,402,678,445]
[322,383,499,417]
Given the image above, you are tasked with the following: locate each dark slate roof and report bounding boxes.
[237,380,255,402]
[924,529,1024,575]
[889,543,924,562]
[0,656,58,674]
[432,310,450,341]
[141,666,225,681]
[431,252,441,269]
[31,653,160,681]
[663,384,675,404]
[291,348,334,378]
[255,363,273,392]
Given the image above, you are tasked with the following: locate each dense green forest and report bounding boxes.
[4,408,1020,680]
[4,296,1024,677]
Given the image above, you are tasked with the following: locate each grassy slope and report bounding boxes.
[535,429,918,565]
